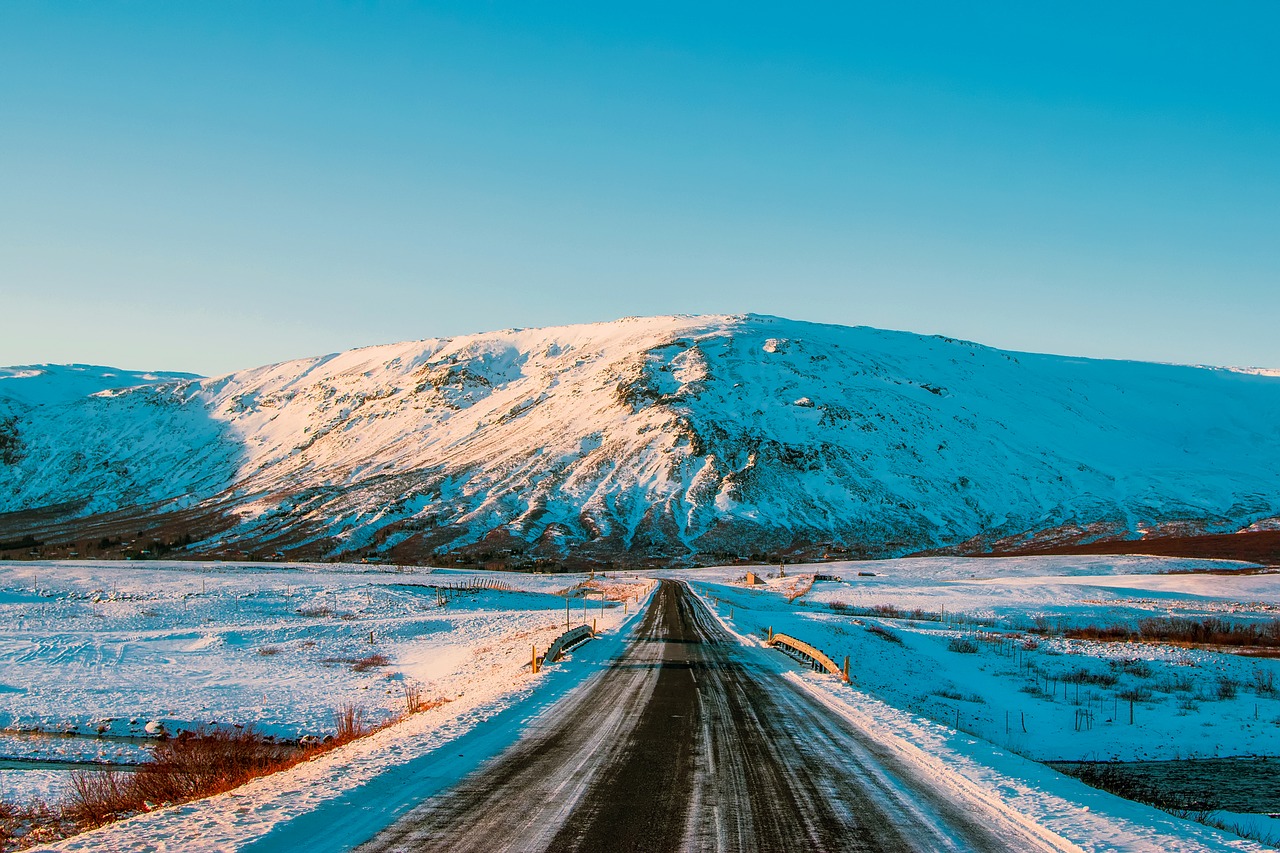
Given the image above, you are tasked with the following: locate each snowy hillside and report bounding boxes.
[2,314,1280,566]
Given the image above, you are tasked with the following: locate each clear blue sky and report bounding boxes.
[2,2,1277,376]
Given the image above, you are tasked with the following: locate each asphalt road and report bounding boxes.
[356,580,1060,853]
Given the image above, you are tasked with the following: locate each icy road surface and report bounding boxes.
[354,580,1068,853]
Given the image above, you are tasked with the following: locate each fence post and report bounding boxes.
[843,655,850,682]
[532,644,539,674]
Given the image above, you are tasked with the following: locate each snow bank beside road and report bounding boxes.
[688,577,1270,852]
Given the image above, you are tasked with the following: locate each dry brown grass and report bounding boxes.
[6,682,456,849]
[865,623,903,644]
[55,704,414,842]
[1061,616,1280,651]
[0,797,66,850]
[333,704,367,742]
[320,653,391,672]
[64,727,301,828]
[351,653,390,672]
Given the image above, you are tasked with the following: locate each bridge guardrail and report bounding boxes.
[766,629,849,682]
[539,624,595,669]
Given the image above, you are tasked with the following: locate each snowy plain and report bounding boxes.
[5,554,1280,851]
[0,559,649,818]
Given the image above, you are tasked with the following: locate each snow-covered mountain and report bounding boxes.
[3,314,1280,567]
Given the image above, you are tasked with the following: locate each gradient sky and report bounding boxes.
[2,2,1277,376]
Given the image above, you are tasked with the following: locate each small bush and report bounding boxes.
[37,706,403,846]
[320,653,391,672]
[932,688,985,703]
[334,704,367,742]
[1157,673,1196,694]
[948,636,979,654]
[1,796,60,846]
[1119,687,1152,703]
[871,603,903,619]
[402,684,449,715]
[404,683,426,713]
[866,623,903,644]
[1216,676,1239,701]
[1063,667,1120,687]
[257,646,281,656]
[1252,668,1277,697]
[295,605,332,618]
[65,770,136,827]
[352,653,390,672]
[66,727,299,827]
[1110,658,1153,678]
[135,728,297,804]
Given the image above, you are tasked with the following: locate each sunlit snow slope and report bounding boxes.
[3,315,1279,566]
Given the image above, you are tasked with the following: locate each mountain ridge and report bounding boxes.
[3,314,1279,567]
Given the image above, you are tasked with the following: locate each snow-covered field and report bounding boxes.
[0,559,648,810]
[678,555,1280,764]
[675,554,1280,847]
[7,553,1280,851]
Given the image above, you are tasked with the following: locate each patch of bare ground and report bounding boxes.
[0,694,450,851]
[991,529,1280,567]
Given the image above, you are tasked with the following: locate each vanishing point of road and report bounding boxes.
[357,580,1063,853]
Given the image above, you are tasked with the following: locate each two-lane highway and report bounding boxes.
[358,580,1062,852]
